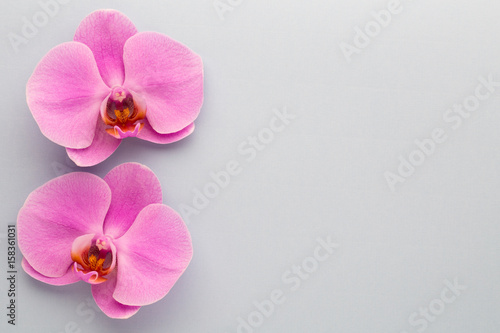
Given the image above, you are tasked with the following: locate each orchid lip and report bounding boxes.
[71,234,116,284]
[108,123,144,139]
[101,86,147,139]
[72,263,104,284]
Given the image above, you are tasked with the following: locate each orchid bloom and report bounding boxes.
[18,163,193,319]
[26,9,203,167]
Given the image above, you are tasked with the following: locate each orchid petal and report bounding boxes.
[74,9,137,87]
[18,173,111,278]
[113,204,192,306]
[22,259,79,286]
[137,120,195,144]
[66,118,121,167]
[92,272,141,319]
[26,42,109,149]
[123,32,203,134]
[103,163,162,239]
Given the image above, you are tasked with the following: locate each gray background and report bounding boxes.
[1,0,500,332]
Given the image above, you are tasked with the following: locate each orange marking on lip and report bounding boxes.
[102,88,146,137]
[115,107,130,124]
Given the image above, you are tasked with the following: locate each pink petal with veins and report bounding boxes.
[113,204,193,306]
[18,173,110,278]
[26,42,109,149]
[123,32,203,134]
[74,9,137,87]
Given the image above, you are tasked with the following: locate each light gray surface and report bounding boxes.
[1,0,500,332]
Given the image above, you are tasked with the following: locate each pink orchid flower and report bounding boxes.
[26,9,203,167]
[17,163,193,319]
